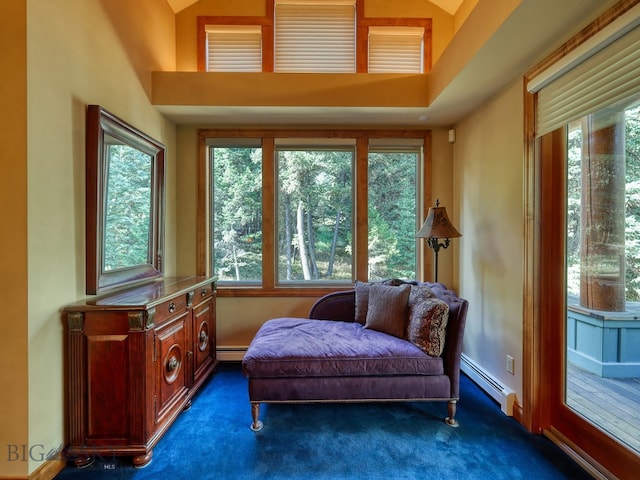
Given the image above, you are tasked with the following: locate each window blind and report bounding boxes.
[369,138,424,147]
[275,137,356,146]
[368,27,424,74]
[206,25,262,72]
[274,1,356,73]
[530,7,640,137]
[205,138,262,147]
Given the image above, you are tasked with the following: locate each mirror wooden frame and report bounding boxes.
[86,105,165,295]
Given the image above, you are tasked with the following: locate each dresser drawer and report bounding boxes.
[153,294,188,325]
[191,283,214,306]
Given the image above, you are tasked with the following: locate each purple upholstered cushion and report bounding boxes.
[242,317,443,378]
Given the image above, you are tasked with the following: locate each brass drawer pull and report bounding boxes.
[168,302,176,313]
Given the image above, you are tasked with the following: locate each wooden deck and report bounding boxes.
[566,361,640,453]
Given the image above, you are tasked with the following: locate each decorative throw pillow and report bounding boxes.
[354,281,372,325]
[407,297,450,356]
[408,284,436,309]
[364,284,411,338]
[354,279,409,324]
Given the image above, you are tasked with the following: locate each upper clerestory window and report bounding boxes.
[200,0,431,74]
[274,0,356,73]
[368,26,424,74]
[206,25,263,72]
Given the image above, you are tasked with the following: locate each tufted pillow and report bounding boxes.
[407,297,449,356]
[408,284,437,309]
[354,279,407,324]
[364,283,411,338]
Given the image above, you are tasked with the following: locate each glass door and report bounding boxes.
[563,102,640,456]
[537,100,640,478]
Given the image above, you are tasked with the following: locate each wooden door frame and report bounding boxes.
[522,3,640,477]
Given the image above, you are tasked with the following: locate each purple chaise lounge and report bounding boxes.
[242,281,468,431]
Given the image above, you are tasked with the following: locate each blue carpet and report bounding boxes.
[55,362,591,479]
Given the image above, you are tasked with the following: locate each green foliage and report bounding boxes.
[368,152,417,280]
[213,147,263,281]
[625,104,640,301]
[566,104,640,303]
[103,145,152,271]
[277,149,353,281]
[212,144,421,283]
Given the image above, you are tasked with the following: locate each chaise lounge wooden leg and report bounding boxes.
[445,400,459,427]
[250,402,264,432]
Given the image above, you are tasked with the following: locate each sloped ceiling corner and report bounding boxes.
[165,0,463,15]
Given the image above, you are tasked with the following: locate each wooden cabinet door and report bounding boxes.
[82,312,132,443]
[192,297,215,386]
[154,312,189,424]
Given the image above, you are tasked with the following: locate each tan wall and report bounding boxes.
[153,72,429,108]
[0,1,28,477]
[430,128,458,289]
[24,0,176,475]
[217,297,318,350]
[454,0,479,32]
[175,0,454,71]
[176,125,201,276]
[454,79,524,402]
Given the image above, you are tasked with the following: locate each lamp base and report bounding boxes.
[427,238,450,283]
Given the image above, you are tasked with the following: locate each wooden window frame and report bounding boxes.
[196,0,432,74]
[196,128,431,298]
[367,26,427,74]
[196,4,274,72]
[356,9,432,73]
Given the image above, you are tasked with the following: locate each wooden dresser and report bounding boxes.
[63,276,217,467]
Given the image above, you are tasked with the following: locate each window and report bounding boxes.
[368,144,420,279]
[210,140,263,283]
[197,2,432,73]
[274,0,356,73]
[206,25,262,72]
[368,27,424,73]
[276,142,354,282]
[203,130,429,290]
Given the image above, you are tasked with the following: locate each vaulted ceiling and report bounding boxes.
[165,0,465,15]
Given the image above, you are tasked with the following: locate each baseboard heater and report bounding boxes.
[460,353,515,416]
[217,347,248,362]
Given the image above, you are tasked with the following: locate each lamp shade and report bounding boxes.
[417,205,461,239]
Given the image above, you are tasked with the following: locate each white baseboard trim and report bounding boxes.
[461,353,515,416]
[217,347,248,362]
